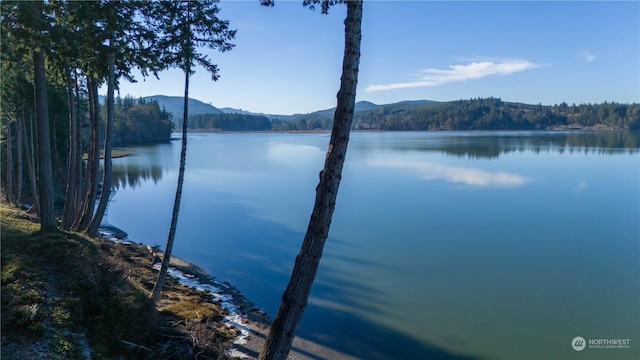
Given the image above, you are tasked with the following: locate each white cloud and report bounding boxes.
[369,159,528,187]
[365,60,538,92]
[579,50,596,62]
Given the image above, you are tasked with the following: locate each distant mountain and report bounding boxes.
[303,100,438,118]
[219,107,298,122]
[98,94,222,121]
[291,101,385,121]
[219,100,396,122]
[99,95,438,123]
[326,100,383,113]
[286,100,439,126]
[143,95,222,120]
[219,107,254,115]
[354,100,381,111]
[395,99,438,106]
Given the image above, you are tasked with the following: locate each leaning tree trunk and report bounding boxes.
[150,69,190,304]
[33,49,57,231]
[258,1,363,359]
[87,45,115,237]
[150,6,192,304]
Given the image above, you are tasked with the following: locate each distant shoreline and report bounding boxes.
[185,126,630,135]
[82,149,131,160]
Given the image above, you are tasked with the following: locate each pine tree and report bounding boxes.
[149,0,235,305]
[1,1,58,230]
[86,0,162,236]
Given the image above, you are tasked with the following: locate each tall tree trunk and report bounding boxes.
[76,76,100,231]
[33,49,57,231]
[16,106,24,204]
[51,110,66,185]
[5,117,14,204]
[62,58,79,229]
[23,107,40,213]
[150,69,190,304]
[87,45,115,237]
[151,2,192,305]
[259,1,363,359]
[73,71,82,215]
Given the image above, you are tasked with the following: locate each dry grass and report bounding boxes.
[1,203,236,359]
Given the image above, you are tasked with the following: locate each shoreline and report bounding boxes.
[158,260,357,360]
[99,225,355,360]
[186,125,630,134]
[82,149,131,160]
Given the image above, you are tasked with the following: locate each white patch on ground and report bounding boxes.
[99,229,133,244]
[152,263,251,358]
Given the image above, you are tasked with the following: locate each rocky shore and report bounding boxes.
[125,236,356,359]
[99,223,355,360]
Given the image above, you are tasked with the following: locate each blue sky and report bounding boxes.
[111,1,640,115]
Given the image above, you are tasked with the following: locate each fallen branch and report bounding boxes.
[121,339,152,352]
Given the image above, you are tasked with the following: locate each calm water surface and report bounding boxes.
[108,131,640,360]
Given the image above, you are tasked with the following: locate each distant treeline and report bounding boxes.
[110,97,173,145]
[183,113,272,131]
[271,98,640,131]
[166,98,639,132]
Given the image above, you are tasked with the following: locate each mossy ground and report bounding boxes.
[1,203,236,359]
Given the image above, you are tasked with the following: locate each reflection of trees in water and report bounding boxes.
[110,164,164,190]
[389,131,640,159]
[564,131,640,150]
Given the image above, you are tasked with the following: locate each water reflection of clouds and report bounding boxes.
[267,142,325,168]
[369,158,528,187]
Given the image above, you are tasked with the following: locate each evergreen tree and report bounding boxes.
[2,1,59,230]
[149,0,235,305]
[86,0,162,236]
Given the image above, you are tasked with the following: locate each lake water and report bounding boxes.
[107,131,640,360]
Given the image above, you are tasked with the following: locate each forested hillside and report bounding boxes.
[187,113,271,131]
[1,1,241,357]
[111,97,173,145]
[143,95,222,120]
[272,98,640,131]
[0,1,219,235]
